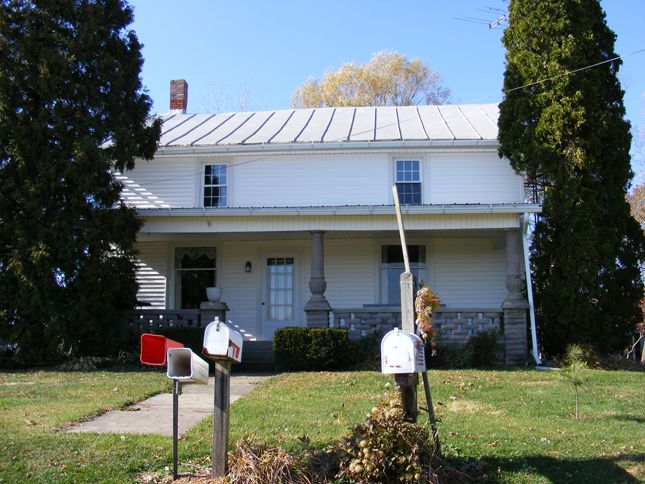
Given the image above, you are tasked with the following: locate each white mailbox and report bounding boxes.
[202,318,243,363]
[381,328,426,374]
[167,348,209,384]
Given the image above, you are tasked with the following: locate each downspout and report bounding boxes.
[522,213,541,365]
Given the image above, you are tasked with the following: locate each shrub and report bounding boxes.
[274,327,355,371]
[426,343,470,369]
[464,330,500,368]
[336,394,440,483]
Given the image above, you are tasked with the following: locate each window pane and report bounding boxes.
[396,182,421,204]
[381,245,425,263]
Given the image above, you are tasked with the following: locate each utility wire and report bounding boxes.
[120,47,645,190]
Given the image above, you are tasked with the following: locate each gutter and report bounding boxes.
[136,203,543,218]
[522,212,542,365]
[153,139,500,157]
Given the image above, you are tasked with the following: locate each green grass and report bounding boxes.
[1,368,643,482]
[0,368,172,482]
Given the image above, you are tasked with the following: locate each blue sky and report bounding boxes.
[128,0,644,166]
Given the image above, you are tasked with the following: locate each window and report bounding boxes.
[175,248,216,309]
[395,160,421,205]
[380,245,426,305]
[203,164,227,207]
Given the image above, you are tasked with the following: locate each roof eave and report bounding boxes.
[136,203,541,218]
[154,139,500,156]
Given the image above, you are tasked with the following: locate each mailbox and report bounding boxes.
[140,333,184,367]
[167,348,209,384]
[381,328,426,374]
[202,318,243,363]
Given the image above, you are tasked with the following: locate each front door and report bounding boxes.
[262,256,298,339]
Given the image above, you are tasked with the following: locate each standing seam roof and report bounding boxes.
[156,104,499,147]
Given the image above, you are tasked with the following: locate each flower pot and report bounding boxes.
[206,287,222,302]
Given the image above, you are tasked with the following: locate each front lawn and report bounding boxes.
[0,367,643,482]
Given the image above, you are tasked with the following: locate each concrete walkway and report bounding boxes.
[67,374,271,437]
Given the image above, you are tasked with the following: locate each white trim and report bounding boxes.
[154,139,500,158]
[137,203,541,218]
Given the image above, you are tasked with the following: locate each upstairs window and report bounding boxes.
[395,160,421,205]
[204,164,227,207]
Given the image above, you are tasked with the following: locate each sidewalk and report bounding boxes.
[66,374,271,437]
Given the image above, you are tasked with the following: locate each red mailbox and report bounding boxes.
[140,333,184,367]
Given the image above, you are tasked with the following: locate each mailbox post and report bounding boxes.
[202,318,243,479]
[139,334,209,481]
[381,328,426,422]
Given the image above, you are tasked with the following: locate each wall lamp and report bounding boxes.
[245,261,252,273]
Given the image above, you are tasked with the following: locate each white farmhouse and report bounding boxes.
[121,80,540,365]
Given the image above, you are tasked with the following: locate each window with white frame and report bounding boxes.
[203,164,227,207]
[174,247,216,309]
[395,160,421,205]
[380,245,426,305]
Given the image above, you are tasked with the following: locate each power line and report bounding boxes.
[120,47,645,190]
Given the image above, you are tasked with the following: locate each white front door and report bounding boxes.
[262,255,298,339]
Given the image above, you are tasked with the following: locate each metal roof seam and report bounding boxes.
[372,107,377,141]
[346,107,357,142]
[456,105,482,140]
[188,113,236,146]
[240,111,276,144]
[165,114,216,146]
[435,106,455,141]
[160,113,196,138]
[267,109,296,144]
[320,107,337,143]
[292,109,316,143]
[415,106,430,141]
[395,107,403,141]
[216,112,257,145]
[478,104,499,131]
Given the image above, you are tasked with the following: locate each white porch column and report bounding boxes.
[503,228,529,365]
[304,231,331,327]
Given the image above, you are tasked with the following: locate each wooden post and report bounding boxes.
[211,360,231,479]
[392,185,418,421]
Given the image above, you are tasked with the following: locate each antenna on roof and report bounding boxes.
[453,2,508,30]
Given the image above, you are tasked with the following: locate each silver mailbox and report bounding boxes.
[381,328,426,374]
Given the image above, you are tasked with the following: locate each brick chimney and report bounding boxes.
[169,79,188,114]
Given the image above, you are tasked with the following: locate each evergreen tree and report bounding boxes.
[0,0,160,365]
[499,0,644,357]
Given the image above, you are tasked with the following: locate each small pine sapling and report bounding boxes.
[560,345,588,419]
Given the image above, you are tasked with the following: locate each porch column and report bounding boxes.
[304,231,331,328]
[503,228,529,365]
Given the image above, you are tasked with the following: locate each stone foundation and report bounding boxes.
[330,308,502,345]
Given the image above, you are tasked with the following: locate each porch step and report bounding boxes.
[235,340,274,373]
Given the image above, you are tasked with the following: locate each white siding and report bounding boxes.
[118,157,199,208]
[220,240,309,340]
[121,150,524,210]
[135,242,169,309]
[325,239,378,307]
[428,153,524,204]
[432,238,507,308]
[230,154,389,207]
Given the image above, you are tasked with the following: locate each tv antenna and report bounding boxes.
[453,3,508,29]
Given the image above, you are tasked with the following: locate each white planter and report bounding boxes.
[206,287,222,302]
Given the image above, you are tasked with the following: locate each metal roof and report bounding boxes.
[157,104,499,148]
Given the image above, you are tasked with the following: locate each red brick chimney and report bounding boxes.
[169,79,188,113]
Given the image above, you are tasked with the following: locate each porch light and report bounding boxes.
[245,261,252,273]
